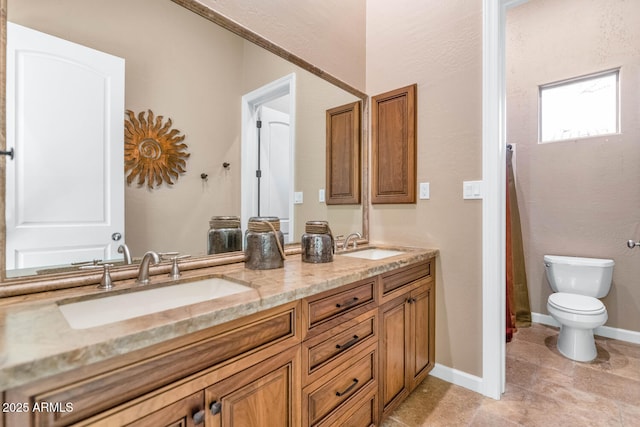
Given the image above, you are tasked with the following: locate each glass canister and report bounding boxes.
[245,216,286,270]
[208,216,243,254]
[301,221,334,263]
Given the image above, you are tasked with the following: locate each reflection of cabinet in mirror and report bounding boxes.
[325,101,361,205]
[371,84,417,204]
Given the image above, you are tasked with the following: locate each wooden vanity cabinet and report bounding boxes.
[301,277,379,427]
[3,257,436,427]
[85,345,301,427]
[378,260,435,421]
[5,301,301,427]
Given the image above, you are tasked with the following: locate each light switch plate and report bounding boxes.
[294,191,303,204]
[419,182,430,200]
[463,180,483,199]
[319,189,325,203]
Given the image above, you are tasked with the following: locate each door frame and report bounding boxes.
[241,73,296,239]
[482,0,529,399]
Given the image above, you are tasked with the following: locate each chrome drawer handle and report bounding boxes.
[336,335,359,351]
[335,378,359,397]
[336,297,359,309]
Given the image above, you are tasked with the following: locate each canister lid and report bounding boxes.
[209,216,241,229]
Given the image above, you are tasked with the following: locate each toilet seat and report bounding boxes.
[548,292,605,315]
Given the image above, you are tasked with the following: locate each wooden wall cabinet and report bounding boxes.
[326,101,361,205]
[371,84,417,204]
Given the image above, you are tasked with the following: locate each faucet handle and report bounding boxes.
[80,263,114,289]
[159,251,180,260]
[168,254,191,279]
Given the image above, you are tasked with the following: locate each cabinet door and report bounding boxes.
[124,392,205,427]
[326,101,361,205]
[371,84,417,204]
[205,346,300,427]
[408,280,434,390]
[379,295,410,417]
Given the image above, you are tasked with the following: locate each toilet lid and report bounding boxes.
[548,292,605,314]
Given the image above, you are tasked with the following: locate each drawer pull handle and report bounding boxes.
[193,409,205,424]
[336,297,359,309]
[336,378,359,397]
[336,335,360,350]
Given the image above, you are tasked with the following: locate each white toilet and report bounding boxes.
[544,255,614,362]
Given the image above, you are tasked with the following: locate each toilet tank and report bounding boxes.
[543,255,614,298]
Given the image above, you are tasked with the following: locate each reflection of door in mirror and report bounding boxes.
[5,23,125,273]
[258,103,292,242]
[241,74,296,244]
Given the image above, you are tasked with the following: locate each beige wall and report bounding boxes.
[366,1,484,376]
[195,0,367,92]
[507,0,640,332]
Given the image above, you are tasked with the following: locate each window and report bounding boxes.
[539,69,619,143]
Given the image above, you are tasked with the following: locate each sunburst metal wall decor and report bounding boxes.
[124,109,190,189]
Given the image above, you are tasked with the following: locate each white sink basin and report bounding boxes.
[339,248,406,260]
[58,278,252,329]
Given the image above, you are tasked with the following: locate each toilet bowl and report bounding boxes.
[544,255,614,362]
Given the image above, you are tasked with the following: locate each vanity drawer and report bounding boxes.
[380,259,432,301]
[304,278,376,333]
[302,309,377,385]
[303,342,377,427]
[316,386,377,427]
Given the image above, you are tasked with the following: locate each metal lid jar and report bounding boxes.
[208,216,243,254]
[301,221,334,263]
[245,216,286,270]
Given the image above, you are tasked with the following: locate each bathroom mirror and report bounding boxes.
[0,0,368,286]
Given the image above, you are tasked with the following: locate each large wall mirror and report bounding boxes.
[0,0,368,290]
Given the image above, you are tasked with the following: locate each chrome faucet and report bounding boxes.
[136,251,160,285]
[343,232,362,251]
[117,243,132,264]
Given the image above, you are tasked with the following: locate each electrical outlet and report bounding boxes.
[294,191,303,204]
[319,189,325,203]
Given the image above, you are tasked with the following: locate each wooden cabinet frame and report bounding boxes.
[371,84,417,204]
[326,101,361,205]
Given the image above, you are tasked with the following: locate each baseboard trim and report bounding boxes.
[429,363,483,395]
[532,312,640,345]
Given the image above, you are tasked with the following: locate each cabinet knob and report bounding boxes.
[210,401,222,416]
[192,409,205,425]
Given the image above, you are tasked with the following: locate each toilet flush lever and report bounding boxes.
[627,240,640,249]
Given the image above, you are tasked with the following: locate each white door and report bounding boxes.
[5,22,125,270]
[258,106,292,242]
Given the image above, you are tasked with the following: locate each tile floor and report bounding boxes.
[382,323,640,426]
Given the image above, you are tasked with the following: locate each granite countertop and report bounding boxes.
[0,245,438,391]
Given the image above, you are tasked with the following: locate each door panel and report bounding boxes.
[5,22,125,270]
[259,105,291,241]
[379,297,409,412]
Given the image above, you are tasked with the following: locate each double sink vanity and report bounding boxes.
[0,245,437,426]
